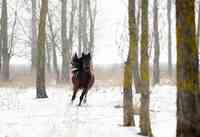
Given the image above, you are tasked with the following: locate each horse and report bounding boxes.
[71,53,95,106]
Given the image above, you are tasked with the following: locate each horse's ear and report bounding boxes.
[74,53,78,58]
[82,52,85,57]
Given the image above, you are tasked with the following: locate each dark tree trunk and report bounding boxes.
[1,0,9,81]
[153,0,160,85]
[176,0,200,136]
[36,0,48,98]
[139,0,153,136]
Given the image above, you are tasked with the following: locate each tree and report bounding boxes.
[132,0,141,93]
[139,0,153,136]
[88,0,97,55]
[48,13,60,83]
[153,0,160,85]
[167,0,172,76]
[36,0,48,98]
[197,1,200,47]
[61,0,70,82]
[1,0,9,81]
[176,0,200,136]
[31,0,37,71]
[123,0,137,127]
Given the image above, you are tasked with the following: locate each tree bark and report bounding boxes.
[133,0,141,93]
[78,0,82,55]
[139,0,153,136]
[48,14,60,83]
[176,0,200,136]
[31,0,37,71]
[153,0,160,85]
[36,0,48,98]
[61,0,70,82]
[82,0,88,53]
[167,0,172,76]
[123,0,137,127]
[1,0,9,81]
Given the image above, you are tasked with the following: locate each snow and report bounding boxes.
[0,85,176,137]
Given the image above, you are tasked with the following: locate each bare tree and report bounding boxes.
[153,0,160,85]
[123,0,137,127]
[176,0,200,136]
[36,0,48,98]
[61,0,70,82]
[167,0,172,76]
[31,0,37,71]
[139,0,153,136]
[48,13,60,83]
[1,0,9,81]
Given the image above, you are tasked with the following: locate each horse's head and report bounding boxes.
[71,53,82,72]
[82,53,91,72]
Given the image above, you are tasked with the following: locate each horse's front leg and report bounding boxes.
[83,90,88,104]
[78,89,87,106]
[71,88,78,103]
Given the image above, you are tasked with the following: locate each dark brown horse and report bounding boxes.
[71,53,95,106]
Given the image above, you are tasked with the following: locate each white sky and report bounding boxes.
[9,0,179,65]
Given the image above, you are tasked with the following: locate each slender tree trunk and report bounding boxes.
[48,14,60,83]
[46,41,51,73]
[139,0,153,136]
[82,0,88,53]
[69,0,76,52]
[123,0,137,127]
[78,0,82,55]
[133,0,141,93]
[36,0,48,98]
[1,0,9,81]
[88,0,96,55]
[61,0,70,82]
[176,0,200,136]
[167,0,172,76]
[153,0,160,85]
[31,0,37,71]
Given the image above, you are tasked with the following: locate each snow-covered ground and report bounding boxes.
[0,85,176,137]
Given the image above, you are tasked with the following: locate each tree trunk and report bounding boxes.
[36,0,48,98]
[153,0,160,85]
[69,0,76,51]
[46,41,51,73]
[78,0,82,55]
[197,1,200,48]
[48,14,60,83]
[1,0,9,81]
[82,0,88,53]
[139,0,153,136]
[133,0,141,93]
[61,0,70,82]
[176,0,200,136]
[167,0,172,76]
[123,0,137,127]
[31,0,37,71]
[88,0,96,55]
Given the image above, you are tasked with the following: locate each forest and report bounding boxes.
[0,0,199,137]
